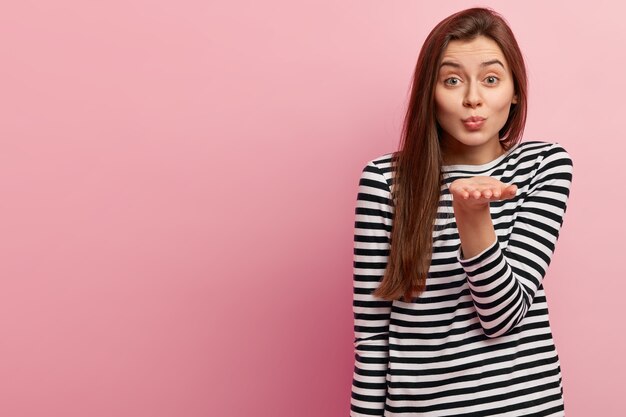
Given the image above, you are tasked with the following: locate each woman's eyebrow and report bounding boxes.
[439,59,505,70]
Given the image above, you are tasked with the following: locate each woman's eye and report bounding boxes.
[444,77,460,86]
[485,76,499,85]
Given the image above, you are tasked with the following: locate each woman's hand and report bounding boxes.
[449,176,517,210]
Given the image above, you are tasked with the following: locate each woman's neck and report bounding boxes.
[441,138,506,166]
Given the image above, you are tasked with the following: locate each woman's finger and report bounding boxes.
[503,184,517,198]
[508,187,515,196]
[460,186,475,199]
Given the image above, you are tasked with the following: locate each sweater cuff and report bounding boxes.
[457,236,500,268]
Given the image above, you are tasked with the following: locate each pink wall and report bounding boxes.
[0,1,623,416]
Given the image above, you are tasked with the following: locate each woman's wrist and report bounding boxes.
[452,198,490,214]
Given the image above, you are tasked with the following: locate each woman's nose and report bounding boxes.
[463,83,482,108]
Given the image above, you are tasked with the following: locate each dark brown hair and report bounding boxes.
[373,7,528,302]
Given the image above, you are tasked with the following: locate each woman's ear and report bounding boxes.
[512,93,519,104]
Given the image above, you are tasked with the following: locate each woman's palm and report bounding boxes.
[449,176,517,208]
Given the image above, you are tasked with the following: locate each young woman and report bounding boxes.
[350,7,573,417]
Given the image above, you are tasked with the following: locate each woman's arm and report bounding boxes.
[454,201,501,260]
[350,161,393,417]
[450,143,573,338]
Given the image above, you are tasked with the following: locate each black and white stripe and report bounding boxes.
[351,141,573,416]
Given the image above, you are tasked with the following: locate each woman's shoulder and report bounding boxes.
[360,151,397,177]
[358,152,397,190]
[513,140,573,168]
[515,140,571,156]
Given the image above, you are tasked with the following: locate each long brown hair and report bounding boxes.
[373,7,528,302]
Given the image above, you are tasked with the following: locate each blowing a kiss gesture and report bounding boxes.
[448,175,518,260]
[448,176,518,209]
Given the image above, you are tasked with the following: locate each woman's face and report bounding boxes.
[434,35,518,164]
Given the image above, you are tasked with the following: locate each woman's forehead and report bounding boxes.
[441,36,506,68]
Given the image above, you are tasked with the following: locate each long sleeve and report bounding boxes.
[457,143,573,338]
[350,161,393,417]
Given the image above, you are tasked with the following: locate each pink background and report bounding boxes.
[0,1,623,416]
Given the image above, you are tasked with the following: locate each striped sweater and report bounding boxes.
[350,141,573,416]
